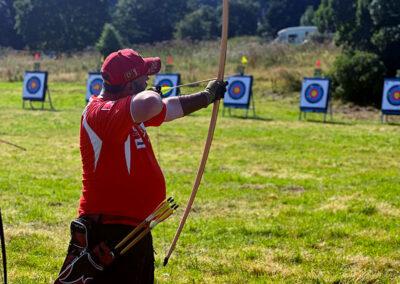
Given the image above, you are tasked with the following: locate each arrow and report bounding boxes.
[0,139,26,151]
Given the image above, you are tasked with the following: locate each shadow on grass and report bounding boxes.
[301,118,354,126]
[386,122,400,126]
[223,114,273,122]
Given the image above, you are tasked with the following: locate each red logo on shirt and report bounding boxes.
[101,101,115,111]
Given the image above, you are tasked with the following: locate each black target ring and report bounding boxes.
[305,83,324,104]
[26,76,41,95]
[90,78,103,96]
[387,85,400,106]
[228,81,246,100]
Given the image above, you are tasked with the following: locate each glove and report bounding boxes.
[148,86,162,96]
[204,80,228,103]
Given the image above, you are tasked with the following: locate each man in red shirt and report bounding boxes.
[57,49,226,283]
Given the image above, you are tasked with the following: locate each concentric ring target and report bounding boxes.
[305,83,324,104]
[90,78,103,96]
[158,79,174,97]
[387,85,400,106]
[26,76,41,94]
[228,81,246,100]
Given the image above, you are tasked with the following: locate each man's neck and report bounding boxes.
[99,91,130,101]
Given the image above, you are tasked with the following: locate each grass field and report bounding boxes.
[1,41,400,283]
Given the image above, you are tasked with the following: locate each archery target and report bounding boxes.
[223,76,252,108]
[22,71,47,101]
[305,84,324,104]
[154,74,180,98]
[381,79,400,114]
[300,78,330,111]
[86,73,103,101]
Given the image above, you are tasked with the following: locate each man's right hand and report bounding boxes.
[204,80,228,103]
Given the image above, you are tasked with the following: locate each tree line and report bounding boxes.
[1,0,399,106]
[0,0,321,52]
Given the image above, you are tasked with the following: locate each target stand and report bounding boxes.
[154,74,181,98]
[299,78,332,122]
[22,71,54,110]
[381,78,400,123]
[222,75,256,118]
[86,72,103,102]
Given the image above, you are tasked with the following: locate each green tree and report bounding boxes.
[175,6,219,40]
[226,0,260,37]
[96,23,124,58]
[300,6,316,26]
[0,0,23,48]
[370,0,400,76]
[112,0,188,43]
[258,0,321,36]
[14,0,108,51]
[331,51,386,106]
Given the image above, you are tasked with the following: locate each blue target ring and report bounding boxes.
[387,85,400,106]
[90,78,103,96]
[228,81,246,100]
[158,79,174,98]
[305,84,324,104]
[26,76,41,94]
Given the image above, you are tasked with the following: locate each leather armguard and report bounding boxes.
[178,91,213,116]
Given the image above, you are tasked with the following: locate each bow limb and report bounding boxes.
[163,0,229,266]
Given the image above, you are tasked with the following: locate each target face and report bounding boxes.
[86,73,103,101]
[300,78,330,112]
[305,84,324,104]
[22,71,47,101]
[223,76,252,108]
[27,77,41,94]
[381,79,400,114]
[153,74,180,98]
[387,85,400,106]
[90,79,103,96]
[158,79,174,98]
[228,81,246,100]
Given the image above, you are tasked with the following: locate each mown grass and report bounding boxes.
[1,40,400,283]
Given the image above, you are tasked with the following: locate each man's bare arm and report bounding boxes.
[130,90,163,123]
[163,97,184,122]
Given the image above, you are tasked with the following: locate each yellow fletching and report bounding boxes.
[161,86,171,94]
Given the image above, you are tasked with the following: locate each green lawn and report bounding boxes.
[1,81,400,283]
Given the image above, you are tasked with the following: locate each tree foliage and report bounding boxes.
[175,6,219,40]
[300,6,316,26]
[331,51,386,106]
[227,0,260,37]
[112,0,188,44]
[0,0,23,48]
[14,0,108,51]
[2,0,330,50]
[258,0,321,36]
[325,0,400,105]
[96,23,124,58]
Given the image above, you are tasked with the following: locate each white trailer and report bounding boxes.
[275,26,318,44]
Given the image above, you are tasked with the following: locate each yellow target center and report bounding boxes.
[311,90,318,97]
[233,87,240,94]
[394,92,400,100]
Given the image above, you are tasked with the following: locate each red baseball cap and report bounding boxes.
[101,49,161,86]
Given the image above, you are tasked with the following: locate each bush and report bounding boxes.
[330,51,386,107]
[96,23,124,59]
[174,6,219,40]
[270,67,302,94]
